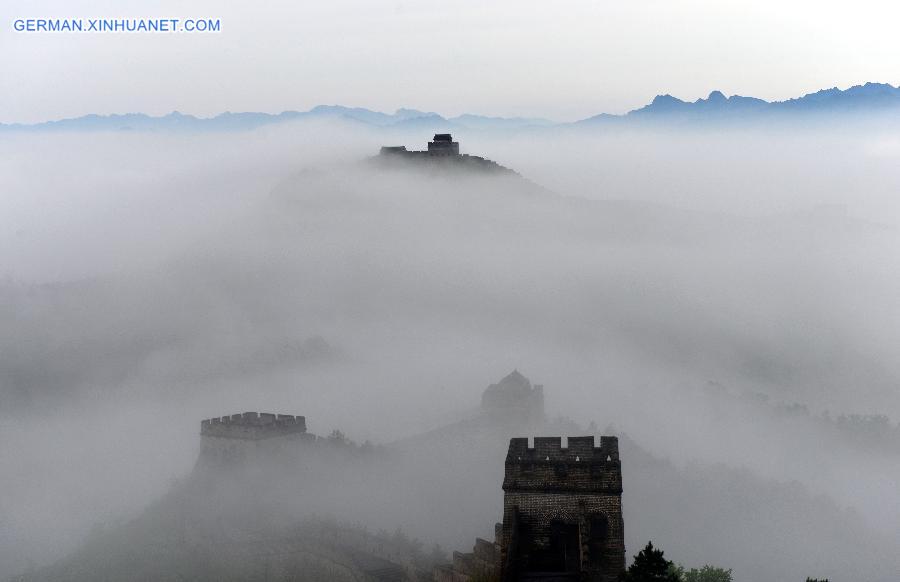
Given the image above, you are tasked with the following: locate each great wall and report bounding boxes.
[375,134,518,175]
[191,371,625,582]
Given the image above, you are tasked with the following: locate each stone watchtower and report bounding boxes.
[500,436,625,582]
[427,133,460,155]
[481,370,545,425]
[197,412,312,465]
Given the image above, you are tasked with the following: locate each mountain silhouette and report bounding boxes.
[3,82,898,131]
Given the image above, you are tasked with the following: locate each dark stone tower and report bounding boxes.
[427,133,460,155]
[500,436,625,582]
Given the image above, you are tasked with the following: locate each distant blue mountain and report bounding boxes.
[3,82,898,132]
[447,113,556,130]
[394,107,440,121]
[306,105,397,126]
[772,82,900,112]
[388,113,456,132]
[579,82,900,125]
[0,110,304,132]
[628,90,768,117]
[0,106,553,132]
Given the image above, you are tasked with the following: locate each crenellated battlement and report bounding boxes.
[505,436,619,463]
[503,436,621,494]
[200,412,307,440]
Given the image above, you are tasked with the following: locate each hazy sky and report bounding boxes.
[2,0,900,122]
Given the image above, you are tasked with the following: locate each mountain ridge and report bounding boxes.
[589,81,900,124]
[3,82,898,132]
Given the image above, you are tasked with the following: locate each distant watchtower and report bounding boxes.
[482,370,545,425]
[197,412,312,465]
[500,436,625,582]
[427,133,460,156]
[201,412,307,439]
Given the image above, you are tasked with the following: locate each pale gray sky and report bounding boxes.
[2,0,899,123]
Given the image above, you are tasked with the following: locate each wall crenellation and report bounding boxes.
[506,436,619,463]
[503,436,622,496]
[200,411,307,440]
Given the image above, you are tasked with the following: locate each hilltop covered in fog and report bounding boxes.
[2,123,900,581]
[21,371,900,582]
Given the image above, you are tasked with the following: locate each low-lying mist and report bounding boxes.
[2,119,900,581]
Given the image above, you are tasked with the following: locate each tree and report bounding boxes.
[327,429,349,445]
[671,563,733,582]
[621,541,679,582]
